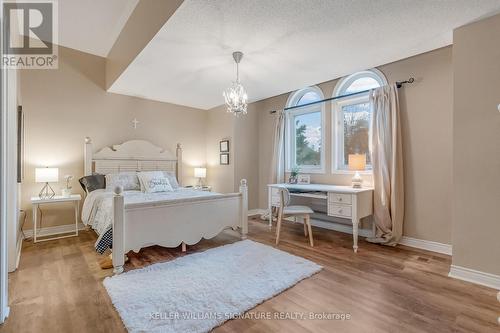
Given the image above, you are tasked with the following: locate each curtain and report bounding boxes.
[366,84,404,246]
[261,110,285,220]
[270,110,286,185]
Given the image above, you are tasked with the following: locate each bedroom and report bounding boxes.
[0,0,499,332]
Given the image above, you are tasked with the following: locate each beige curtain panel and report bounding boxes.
[262,110,286,220]
[367,84,404,246]
[269,110,286,185]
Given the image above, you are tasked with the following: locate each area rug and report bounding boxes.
[103,239,322,333]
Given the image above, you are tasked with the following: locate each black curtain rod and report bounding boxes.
[269,77,414,114]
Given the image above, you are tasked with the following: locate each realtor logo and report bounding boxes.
[2,0,58,69]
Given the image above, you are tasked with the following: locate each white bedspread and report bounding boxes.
[82,188,220,236]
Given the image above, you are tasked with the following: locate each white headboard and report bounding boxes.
[84,137,183,185]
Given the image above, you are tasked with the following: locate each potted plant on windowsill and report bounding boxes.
[288,166,300,184]
[62,175,74,197]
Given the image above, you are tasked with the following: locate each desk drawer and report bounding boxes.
[328,203,352,218]
[328,193,352,205]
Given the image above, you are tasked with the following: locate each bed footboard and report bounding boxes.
[112,179,248,274]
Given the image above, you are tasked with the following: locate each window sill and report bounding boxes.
[286,168,326,174]
[331,169,373,175]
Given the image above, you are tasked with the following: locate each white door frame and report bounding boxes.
[0,0,11,323]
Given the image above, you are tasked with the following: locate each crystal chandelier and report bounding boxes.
[223,51,248,116]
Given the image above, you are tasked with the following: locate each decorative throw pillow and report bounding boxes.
[162,171,180,190]
[79,174,106,193]
[105,172,141,191]
[138,171,173,193]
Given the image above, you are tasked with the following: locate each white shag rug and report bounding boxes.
[103,239,322,333]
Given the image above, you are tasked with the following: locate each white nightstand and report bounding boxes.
[197,185,212,192]
[186,185,212,192]
[30,194,81,243]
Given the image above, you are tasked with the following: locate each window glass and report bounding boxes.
[296,91,321,106]
[341,102,371,167]
[344,77,381,94]
[333,70,387,171]
[294,111,322,166]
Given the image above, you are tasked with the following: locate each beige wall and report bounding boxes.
[205,103,259,210]
[20,46,208,229]
[249,47,454,244]
[452,14,500,275]
[206,105,235,194]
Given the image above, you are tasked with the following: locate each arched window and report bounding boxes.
[332,69,387,172]
[285,86,325,173]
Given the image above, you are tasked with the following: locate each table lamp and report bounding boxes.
[35,167,58,199]
[348,154,366,188]
[194,167,206,188]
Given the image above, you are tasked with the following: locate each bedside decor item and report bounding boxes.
[288,166,300,184]
[348,153,366,188]
[220,139,229,152]
[35,167,59,199]
[220,153,229,165]
[223,51,248,116]
[62,175,74,197]
[194,167,206,188]
[297,174,310,185]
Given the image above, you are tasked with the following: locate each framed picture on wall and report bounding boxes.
[220,140,229,152]
[220,153,229,165]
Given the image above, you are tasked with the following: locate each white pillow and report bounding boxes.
[138,171,173,193]
[105,172,140,191]
[162,171,179,189]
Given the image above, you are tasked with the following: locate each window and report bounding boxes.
[332,69,387,172]
[285,86,325,173]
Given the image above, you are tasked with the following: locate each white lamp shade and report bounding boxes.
[194,167,206,178]
[348,154,366,171]
[35,167,59,183]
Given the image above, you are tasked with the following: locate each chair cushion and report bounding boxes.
[283,205,314,215]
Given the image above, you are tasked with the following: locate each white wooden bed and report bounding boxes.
[83,137,248,274]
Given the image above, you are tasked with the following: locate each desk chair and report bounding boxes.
[276,187,314,247]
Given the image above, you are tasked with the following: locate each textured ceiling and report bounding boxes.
[58,0,138,57]
[108,0,500,109]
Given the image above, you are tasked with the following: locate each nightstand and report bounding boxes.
[198,185,212,192]
[30,194,81,243]
[186,185,212,192]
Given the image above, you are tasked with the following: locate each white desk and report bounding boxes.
[31,194,81,243]
[267,184,373,252]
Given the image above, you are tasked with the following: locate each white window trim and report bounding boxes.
[331,69,387,174]
[285,86,326,174]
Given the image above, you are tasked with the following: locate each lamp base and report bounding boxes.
[351,171,363,188]
[39,182,55,199]
[196,177,204,189]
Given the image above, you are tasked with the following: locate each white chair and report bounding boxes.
[276,187,314,247]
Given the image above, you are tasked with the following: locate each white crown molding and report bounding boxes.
[399,236,452,255]
[449,265,500,290]
[23,223,87,239]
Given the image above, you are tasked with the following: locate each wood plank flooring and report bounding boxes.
[1,217,498,332]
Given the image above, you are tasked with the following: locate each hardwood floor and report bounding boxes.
[1,217,499,332]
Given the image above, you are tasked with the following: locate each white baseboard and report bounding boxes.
[23,223,86,238]
[247,209,266,217]
[399,236,452,255]
[449,265,500,290]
